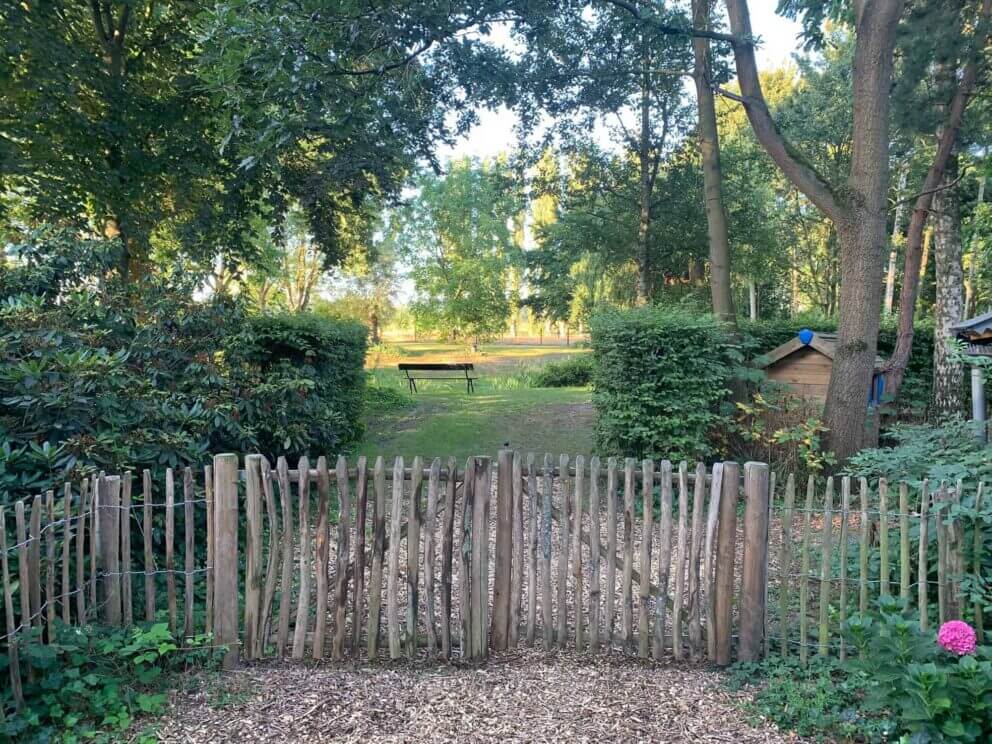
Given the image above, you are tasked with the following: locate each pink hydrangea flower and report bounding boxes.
[937,620,977,656]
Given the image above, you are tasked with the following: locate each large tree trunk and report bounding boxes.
[931,160,965,418]
[692,0,735,326]
[884,161,910,315]
[747,279,757,321]
[723,0,903,461]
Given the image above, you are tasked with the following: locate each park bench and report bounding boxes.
[398,362,478,394]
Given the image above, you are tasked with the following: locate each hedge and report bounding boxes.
[590,307,740,461]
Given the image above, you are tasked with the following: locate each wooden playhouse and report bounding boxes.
[756,328,886,404]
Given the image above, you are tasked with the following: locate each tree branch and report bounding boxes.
[889,166,970,209]
[601,0,738,44]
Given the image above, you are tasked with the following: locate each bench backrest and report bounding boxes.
[398,363,474,371]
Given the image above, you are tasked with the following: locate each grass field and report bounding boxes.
[360,342,595,461]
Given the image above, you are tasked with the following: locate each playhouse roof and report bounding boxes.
[951,310,992,341]
[756,329,884,369]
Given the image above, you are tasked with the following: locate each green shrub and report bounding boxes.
[589,307,740,461]
[726,656,886,741]
[846,597,992,742]
[227,312,368,458]
[533,355,593,387]
[0,622,222,741]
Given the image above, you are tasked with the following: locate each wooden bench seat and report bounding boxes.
[398,363,478,393]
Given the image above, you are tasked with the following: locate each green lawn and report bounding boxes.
[360,342,595,461]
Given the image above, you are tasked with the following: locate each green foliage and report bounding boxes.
[846,597,992,742]
[726,656,886,742]
[589,307,740,461]
[0,230,366,503]
[533,356,593,388]
[844,418,992,484]
[0,622,222,742]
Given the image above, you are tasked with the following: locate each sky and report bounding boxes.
[437,1,803,163]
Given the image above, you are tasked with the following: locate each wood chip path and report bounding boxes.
[150,650,799,742]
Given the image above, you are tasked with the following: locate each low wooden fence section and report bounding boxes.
[7,450,980,697]
[767,474,986,664]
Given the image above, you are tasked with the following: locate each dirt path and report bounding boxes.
[152,650,797,743]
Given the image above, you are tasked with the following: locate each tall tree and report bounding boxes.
[931,158,966,416]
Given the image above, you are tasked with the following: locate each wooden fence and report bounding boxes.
[2,451,985,709]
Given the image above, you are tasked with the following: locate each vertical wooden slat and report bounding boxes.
[334,455,352,660]
[45,490,56,638]
[588,456,602,654]
[526,453,538,647]
[312,457,330,660]
[276,457,294,656]
[351,456,369,655]
[714,462,739,666]
[440,457,457,659]
[88,477,97,613]
[493,450,513,652]
[573,454,586,652]
[212,453,240,669]
[704,464,723,662]
[918,480,930,632]
[204,465,214,635]
[638,458,654,659]
[1,508,24,708]
[621,458,635,651]
[879,479,890,598]
[76,482,88,623]
[367,457,386,660]
[387,456,404,659]
[183,468,195,638]
[948,480,965,621]
[974,482,985,643]
[899,482,911,603]
[605,457,618,648]
[764,471,776,660]
[511,451,524,649]
[472,457,492,658]
[557,454,571,649]
[799,476,814,667]
[121,472,133,627]
[15,501,31,632]
[858,478,869,614]
[165,469,177,633]
[688,462,706,662]
[291,456,312,660]
[97,477,122,627]
[143,470,155,623]
[937,481,947,624]
[460,457,476,659]
[424,458,441,659]
[61,483,72,624]
[739,462,771,663]
[541,454,553,651]
[673,462,690,660]
[260,458,280,650]
[407,455,423,659]
[839,477,851,662]
[778,474,796,656]
[654,460,673,660]
[29,494,41,630]
[817,477,834,657]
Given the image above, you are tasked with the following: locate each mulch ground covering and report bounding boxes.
[151,650,798,743]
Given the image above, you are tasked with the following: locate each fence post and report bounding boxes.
[471,456,491,658]
[714,461,740,666]
[98,475,122,626]
[213,453,240,669]
[739,462,770,662]
[491,449,514,652]
[243,455,264,660]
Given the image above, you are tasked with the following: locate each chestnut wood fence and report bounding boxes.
[1,451,984,710]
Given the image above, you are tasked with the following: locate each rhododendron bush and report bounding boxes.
[845,597,992,741]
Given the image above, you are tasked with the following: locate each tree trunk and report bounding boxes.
[747,279,757,321]
[635,52,652,305]
[965,175,985,316]
[884,161,910,315]
[885,0,991,398]
[693,0,735,326]
[370,310,381,345]
[931,160,965,418]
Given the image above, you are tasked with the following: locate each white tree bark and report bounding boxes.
[932,165,965,418]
